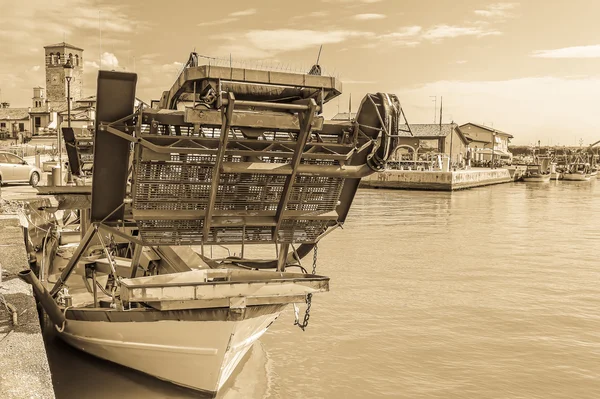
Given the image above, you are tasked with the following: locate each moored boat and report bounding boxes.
[19,55,407,395]
[563,162,592,181]
[522,164,551,182]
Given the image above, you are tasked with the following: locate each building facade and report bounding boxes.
[396,123,470,165]
[44,42,84,110]
[459,122,513,161]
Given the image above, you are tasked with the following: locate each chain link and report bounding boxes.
[295,244,317,331]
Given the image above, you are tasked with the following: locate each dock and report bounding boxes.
[0,216,55,399]
[360,168,516,191]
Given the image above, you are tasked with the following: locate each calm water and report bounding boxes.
[45,180,600,398]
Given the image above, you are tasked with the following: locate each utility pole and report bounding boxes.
[429,96,437,123]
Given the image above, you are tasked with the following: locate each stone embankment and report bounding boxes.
[0,198,55,398]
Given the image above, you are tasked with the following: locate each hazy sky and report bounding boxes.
[2,0,600,145]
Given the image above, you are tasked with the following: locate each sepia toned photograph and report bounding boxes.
[0,1,599,398]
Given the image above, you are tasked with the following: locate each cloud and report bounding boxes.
[31,65,40,72]
[531,45,600,59]
[353,13,386,20]
[422,25,501,40]
[198,8,257,27]
[323,0,382,3]
[214,29,372,58]
[84,60,99,68]
[100,52,119,69]
[197,18,238,27]
[229,8,257,17]
[474,3,519,18]
[161,61,184,73]
[455,60,468,64]
[309,11,329,17]
[379,26,422,46]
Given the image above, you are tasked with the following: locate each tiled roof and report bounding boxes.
[0,108,30,120]
[331,112,356,121]
[52,104,69,113]
[76,95,96,102]
[59,105,93,115]
[460,122,513,138]
[44,42,84,51]
[397,123,458,138]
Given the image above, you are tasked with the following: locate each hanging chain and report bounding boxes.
[295,244,318,331]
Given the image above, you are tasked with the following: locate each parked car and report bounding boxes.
[0,151,42,187]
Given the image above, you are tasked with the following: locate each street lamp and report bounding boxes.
[60,59,74,185]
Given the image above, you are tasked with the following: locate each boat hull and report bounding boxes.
[522,174,551,182]
[56,305,284,395]
[562,173,591,181]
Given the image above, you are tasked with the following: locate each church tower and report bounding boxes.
[44,42,84,110]
[32,87,45,108]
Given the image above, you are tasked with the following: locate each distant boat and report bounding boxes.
[563,163,592,181]
[522,164,551,182]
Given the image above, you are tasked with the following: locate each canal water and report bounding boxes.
[44,180,600,398]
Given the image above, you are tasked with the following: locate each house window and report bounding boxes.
[18,123,25,132]
[34,117,41,128]
[0,122,5,129]
[75,54,79,66]
[69,53,73,64]
[49,53,55,65]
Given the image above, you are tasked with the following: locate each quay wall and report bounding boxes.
[360,168,513,191]
[0,217,55,399]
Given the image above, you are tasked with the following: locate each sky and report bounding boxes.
[2,0,600,145]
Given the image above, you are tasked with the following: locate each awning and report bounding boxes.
[473,148,512,158]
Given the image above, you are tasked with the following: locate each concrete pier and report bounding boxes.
[0,216,55,398]
[360,168,513,191]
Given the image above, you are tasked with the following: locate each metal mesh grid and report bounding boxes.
[133,162,213,210]
[208,226,274,244]
[277,219,330,243]
[214,173,286,211]
[138,219,205,245]
[287,176,343,211]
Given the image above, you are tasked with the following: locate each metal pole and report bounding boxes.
[491,132,496,169]
[67,78,71,128]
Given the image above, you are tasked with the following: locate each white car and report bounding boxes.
[0,151,42,187]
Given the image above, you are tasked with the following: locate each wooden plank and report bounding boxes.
[143,295,308,310]
[184,108,323,131]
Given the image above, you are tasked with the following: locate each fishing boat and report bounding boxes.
[19,55,408,395]
[522,164,551,183]
[563,162,592,181]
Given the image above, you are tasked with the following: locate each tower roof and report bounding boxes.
[44,42,84,51]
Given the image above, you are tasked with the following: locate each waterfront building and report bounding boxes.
[460,122,513,162]
[0,104,30,140]
[395,123,469,166]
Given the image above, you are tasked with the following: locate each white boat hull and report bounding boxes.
[562,173,591,181]
[57,306,283,395]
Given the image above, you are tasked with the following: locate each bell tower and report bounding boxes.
[44,42,84,110]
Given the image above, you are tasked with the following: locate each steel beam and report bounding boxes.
[202,92,235,240]
[273,100,317,240]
